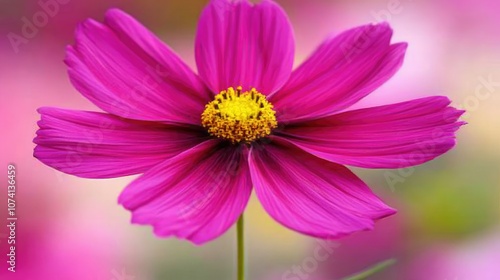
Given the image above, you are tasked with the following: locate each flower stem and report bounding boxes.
[237,214,245,280]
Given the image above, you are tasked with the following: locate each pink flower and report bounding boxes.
[34,0,464,245]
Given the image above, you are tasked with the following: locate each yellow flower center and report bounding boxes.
[201,87,278,144]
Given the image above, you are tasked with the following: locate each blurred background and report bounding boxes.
[0,0,499,279]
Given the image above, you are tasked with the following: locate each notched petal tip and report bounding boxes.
[393,41,408,51]
[374,207,398,220]
[150,223,207,246]
[36,107,47,115]
[276,94,465,169]
[77,18,104,35]
[365,21,394,40]
[104,7,126,18]
[36,106,63,115]
[63,45,77,66]
[273,21,404,121]
[249,139,396,240]
[369,21,395,36]
[119,141,251,244]
[196,0,294,94]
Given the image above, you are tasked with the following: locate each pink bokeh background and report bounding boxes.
[1,0,499,279]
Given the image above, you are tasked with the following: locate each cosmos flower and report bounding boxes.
[34,0,464,245]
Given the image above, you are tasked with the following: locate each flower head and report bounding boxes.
[34,0,464,244]
[201,87,278,143]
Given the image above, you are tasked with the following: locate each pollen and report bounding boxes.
[201,87,278,144]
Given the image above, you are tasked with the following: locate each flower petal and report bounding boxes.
[271,23,406,123]
[66,9,210,124]
[276,96,465,168]
[249,138,395,239]
[34,107,207,178]
[195,0,295,95]
[119,140,252,245]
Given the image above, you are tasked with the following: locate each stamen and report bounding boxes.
[201,87,278,143]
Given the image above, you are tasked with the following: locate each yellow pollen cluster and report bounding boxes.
[201,87,278,143]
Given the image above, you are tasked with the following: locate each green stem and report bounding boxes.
[342,259,397,280]
[237,214,245,280]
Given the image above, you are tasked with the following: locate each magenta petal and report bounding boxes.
[276,96,465,168]
[271,23,406,123]
[34,107,206,178]
[195,0,295,95]
[119,140,252,245]
[249,138,395,239]
[66,9,210,124]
